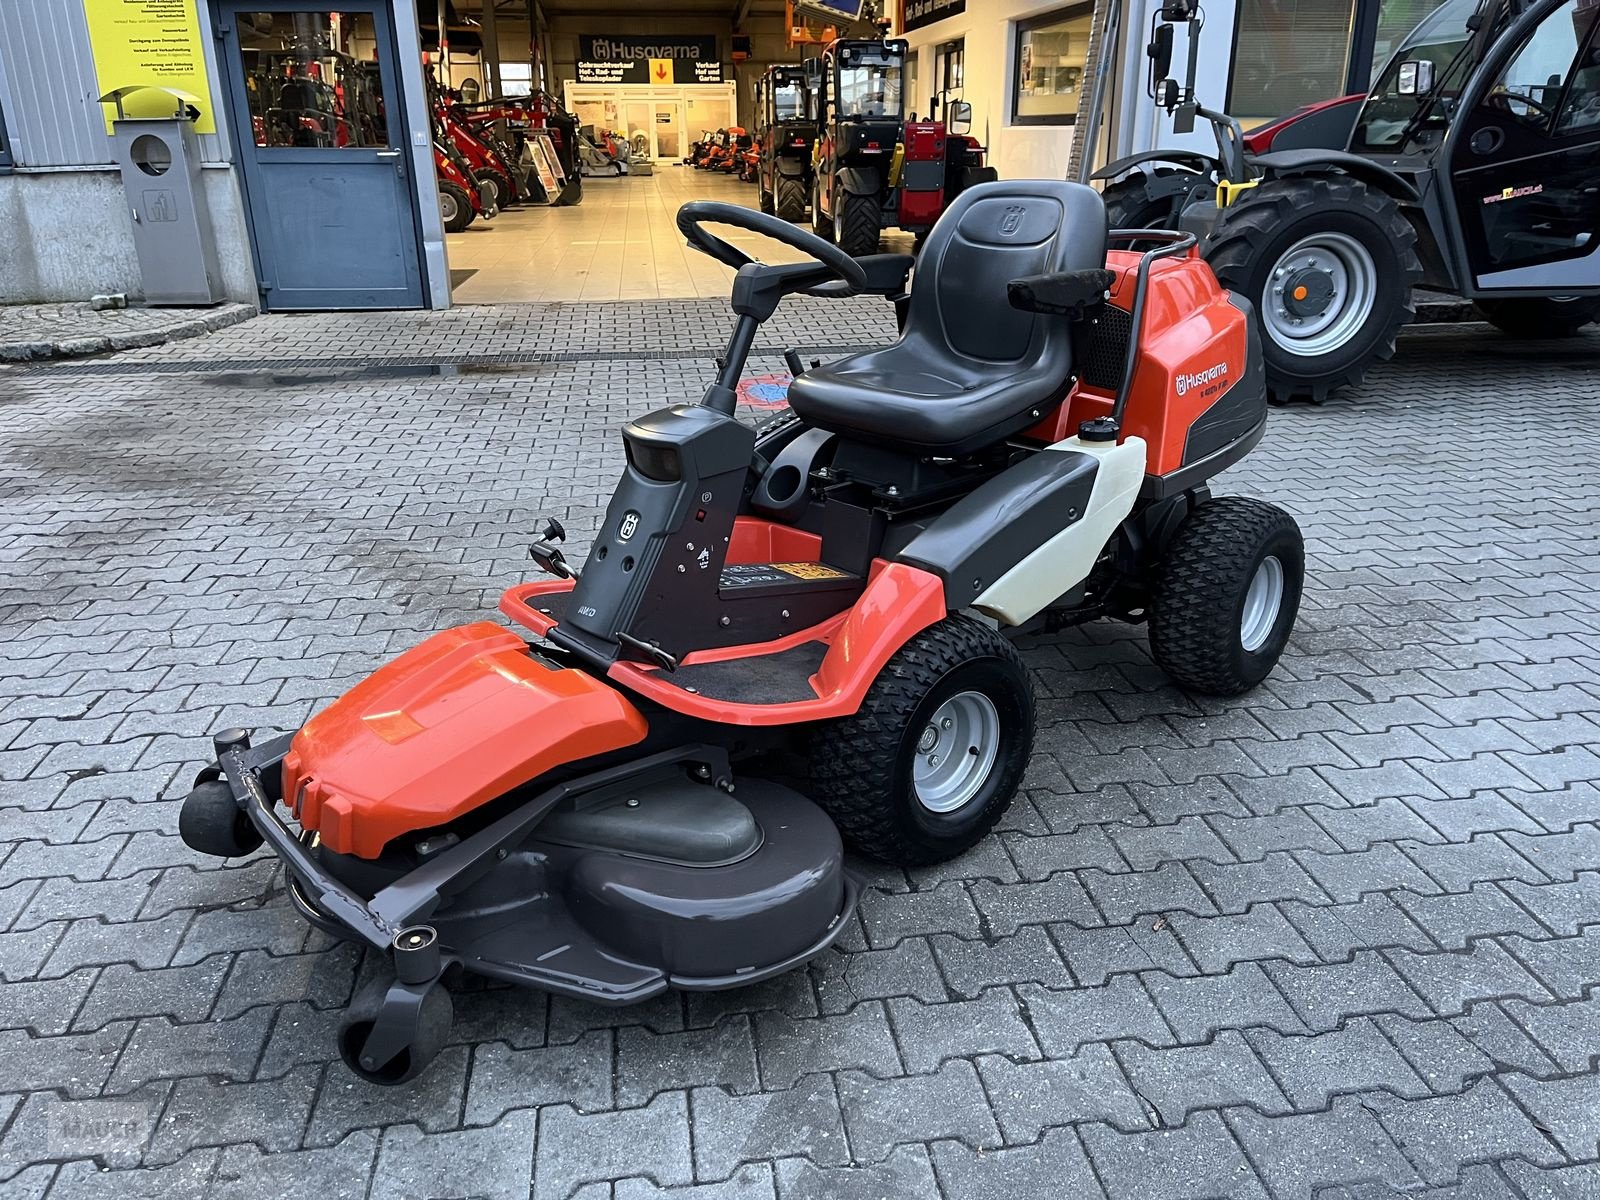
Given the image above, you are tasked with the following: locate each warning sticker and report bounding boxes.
[773,562,852,581]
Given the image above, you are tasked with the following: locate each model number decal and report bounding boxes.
[1176,362,1229,397]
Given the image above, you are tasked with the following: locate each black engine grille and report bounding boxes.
[1080,305,1132,393]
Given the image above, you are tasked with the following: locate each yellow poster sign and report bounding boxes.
[84,0,217,133]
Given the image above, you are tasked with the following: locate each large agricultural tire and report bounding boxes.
[776,175,808,223]
[438,182,475,233]
[1475,296,1600,338]
[1203,175,1421,403]
[837,191,882,258]
[807,615,1034,866]
[1147,497,1304,697]
[1100,168,1195,232]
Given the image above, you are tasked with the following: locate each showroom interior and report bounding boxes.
[0,0,1465,311]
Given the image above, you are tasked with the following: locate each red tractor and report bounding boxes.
[809,35,996,256]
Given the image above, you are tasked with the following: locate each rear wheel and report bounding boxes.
[1475,296,1600,338]
[1204,175,1421,403]
[776,175,807,223]
[837,191,881,257]
[1148,497,1304,696]
[808,615,1034,865]
[438,182,474,233]
[1100,169,1195,231]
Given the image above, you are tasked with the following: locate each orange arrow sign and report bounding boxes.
[651,58,670,82]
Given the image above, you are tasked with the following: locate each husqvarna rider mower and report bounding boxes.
[178,181,1304,1084]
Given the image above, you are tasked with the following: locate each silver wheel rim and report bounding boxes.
[1263,232,1378,357]
[440,192,458,224]
[913,691,1001,814]
[1240,556,1285,653]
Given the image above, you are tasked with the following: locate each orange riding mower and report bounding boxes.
[180,182,1303,1085]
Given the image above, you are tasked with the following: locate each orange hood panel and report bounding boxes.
[282,622,648,859]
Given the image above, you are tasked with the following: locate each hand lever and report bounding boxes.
[529,517,575,579]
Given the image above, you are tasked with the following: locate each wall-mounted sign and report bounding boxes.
[85,0,217,132]
[901,0,966,33]
[577,35,723,84]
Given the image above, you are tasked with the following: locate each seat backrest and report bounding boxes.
[907,180,1108,364]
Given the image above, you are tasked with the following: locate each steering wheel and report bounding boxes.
[1488,88,1556,119]
[676,201,869,295]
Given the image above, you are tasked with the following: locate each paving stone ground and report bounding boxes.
[0,302,258,363]
[0,298,1598,1200]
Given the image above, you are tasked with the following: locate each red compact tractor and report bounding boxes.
[809,35,997,256]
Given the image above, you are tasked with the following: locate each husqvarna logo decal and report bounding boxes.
[1176,362,1229,397]
[618,511,640,541]
[999,206,1026,236]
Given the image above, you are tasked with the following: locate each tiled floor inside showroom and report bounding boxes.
[1,298,1599,1198]
[444,163,911,304]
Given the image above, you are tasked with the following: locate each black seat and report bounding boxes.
[787,180,1108,457]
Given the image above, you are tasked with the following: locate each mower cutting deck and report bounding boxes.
[179,181,1305,1085]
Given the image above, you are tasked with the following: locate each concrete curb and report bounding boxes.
[0,302,259,363]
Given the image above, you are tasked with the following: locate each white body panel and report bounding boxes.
[973,436,1148,627]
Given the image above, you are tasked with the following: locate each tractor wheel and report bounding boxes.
[1204,175,1421,403]
[1100,168,1195,232]
[438,182,474,233]
[811,180,835,243]
[807,615,1034,865]
[1148,497,1304,696]
[837,192,881,257]
[759,184,776,215]
[474,168,514,212]
[1475,297,1600,338]
[776,176,808,223]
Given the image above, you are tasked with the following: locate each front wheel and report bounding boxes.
[338,980,453,1086]
[776,175,807,223]
[1148,497,1304,696]
[1204,176,1421,403]
[808,615,1035,865]
[438,181,474,233]
[1476,296,1600,338]
[837,191,881,258]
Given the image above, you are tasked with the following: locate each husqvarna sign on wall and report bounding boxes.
[577,35,723,84]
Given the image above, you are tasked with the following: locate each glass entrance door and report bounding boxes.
[654,101,685,161]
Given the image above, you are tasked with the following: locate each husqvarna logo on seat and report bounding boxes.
[618,512,640,541]
[1176,362,1229,397]
[999,206,1026,236]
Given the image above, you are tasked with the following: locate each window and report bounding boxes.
[1352,0,1478,150]
[0,99,12,170]
[1013,5,1092,125]
[934,38,965,97]
[835,44,903,118]
[1368,0,1459,82]
[1483,0,1593,131]
[1556,17,1600,133]
[500,62,535,94]
[238,12,389,147]
[1226,0,1359,124]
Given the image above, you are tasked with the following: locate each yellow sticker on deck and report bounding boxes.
[772,562,851,581]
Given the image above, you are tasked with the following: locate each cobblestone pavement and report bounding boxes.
[0,302,257,363]
[1,301,1599,1200]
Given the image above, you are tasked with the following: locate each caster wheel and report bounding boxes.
[808,615,1034,865]
[337,979,453,1086]
[1148,496,1304,696]
[179,780,263,858]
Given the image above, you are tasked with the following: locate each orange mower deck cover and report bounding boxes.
[282,622,648,858]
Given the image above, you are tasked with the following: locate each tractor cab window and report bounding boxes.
[1488,0,1590,129]
[1556,25,1600,132]
[773,78,808,122]
[1352,0,1481,150]
[835,49,903,119]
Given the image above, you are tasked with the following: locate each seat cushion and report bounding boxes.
[788,180,1108,456]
